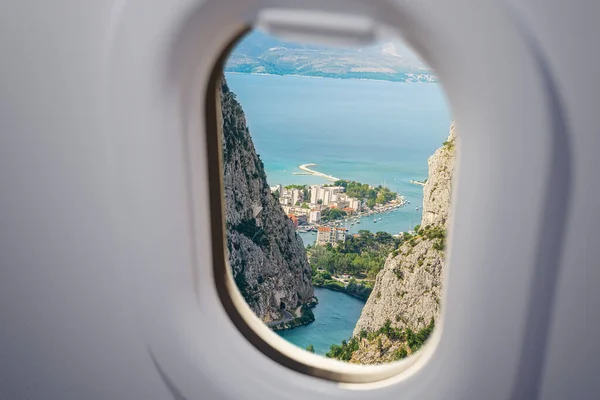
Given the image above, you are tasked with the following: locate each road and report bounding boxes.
[266,308,295,327]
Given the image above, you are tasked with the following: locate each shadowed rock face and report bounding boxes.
[350,123,456,364]
[220,78,313,323]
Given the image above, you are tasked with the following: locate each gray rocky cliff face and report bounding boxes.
[350,123,456,363]
[421,122,456,229]
[220,79,313,323]
[352,238,443,336]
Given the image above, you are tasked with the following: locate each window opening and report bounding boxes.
[213,27,454,367]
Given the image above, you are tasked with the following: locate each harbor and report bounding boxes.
[296,198,414,238]
[272,163,427,246]
[296,200,409,232]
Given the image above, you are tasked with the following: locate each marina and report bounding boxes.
[295,199,413,236]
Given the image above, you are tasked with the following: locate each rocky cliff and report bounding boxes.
[220,78,314,323]
[421,122,456,229]
[346,123,456,364]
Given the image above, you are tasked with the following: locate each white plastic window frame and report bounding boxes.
[204,27,438,384]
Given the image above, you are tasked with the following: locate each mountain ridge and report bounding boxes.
[225,30,438,83]
[327,123,456,364]
[220,78,315,323]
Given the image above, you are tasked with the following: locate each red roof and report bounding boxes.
[317,226,346,232]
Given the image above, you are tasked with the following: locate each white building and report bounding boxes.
[316,227,346,246]
[291,188,302,206]
[310,185,320,204]
[333,192,361,211]
[279,187,303,206]
[270,184,284,198]
[310,185,344,206]
[348,198,361,211]
[282,205,311,216]
[309,209,321,223]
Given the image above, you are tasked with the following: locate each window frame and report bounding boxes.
[204,27,434,384]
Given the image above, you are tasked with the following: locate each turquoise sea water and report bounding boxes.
[277,287,365,355]
[225,73,452,245]
[226,73,450,352]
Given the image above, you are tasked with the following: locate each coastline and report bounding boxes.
[224,71,437,85]
[269,298,319,332]
[294,163,340,181]
[313,283,370,301]
[276,287,366,355]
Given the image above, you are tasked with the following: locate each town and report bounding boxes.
[270,181,408,246]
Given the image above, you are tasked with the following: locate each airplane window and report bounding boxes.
[209,28,454,368]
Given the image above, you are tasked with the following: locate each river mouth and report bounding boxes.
[276,287,365,356]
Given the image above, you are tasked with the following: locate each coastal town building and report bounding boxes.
[309,209,321,223]
[271,186,303,206]
[330,200,349,209]
[270,184,283,197]
[273,183,369,228]
[287,214,298,228]
[316,226,347,246]
[282,205,311,217]
[348,198,361,211]
[281,188,302,206]
[310,185,344,206]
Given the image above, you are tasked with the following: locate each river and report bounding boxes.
[277,287,365,355]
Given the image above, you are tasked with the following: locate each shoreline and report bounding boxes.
[295,163,340,182]
[224,71,438,85]
[273,287,366,333]
[269,298,319,332]
[313,283,370,302]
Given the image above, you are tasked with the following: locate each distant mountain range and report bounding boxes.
[225,30,438,83]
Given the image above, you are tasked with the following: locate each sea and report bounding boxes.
[225,72,451,354]
[225,73,451,246]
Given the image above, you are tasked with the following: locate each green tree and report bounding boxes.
[393,346,408,360]
[306,344,315,353]
[321,207,347,222]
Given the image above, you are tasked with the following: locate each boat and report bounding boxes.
[373,219,377,223]
[378,217,382,220]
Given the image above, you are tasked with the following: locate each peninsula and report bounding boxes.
[293,164,340,182]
